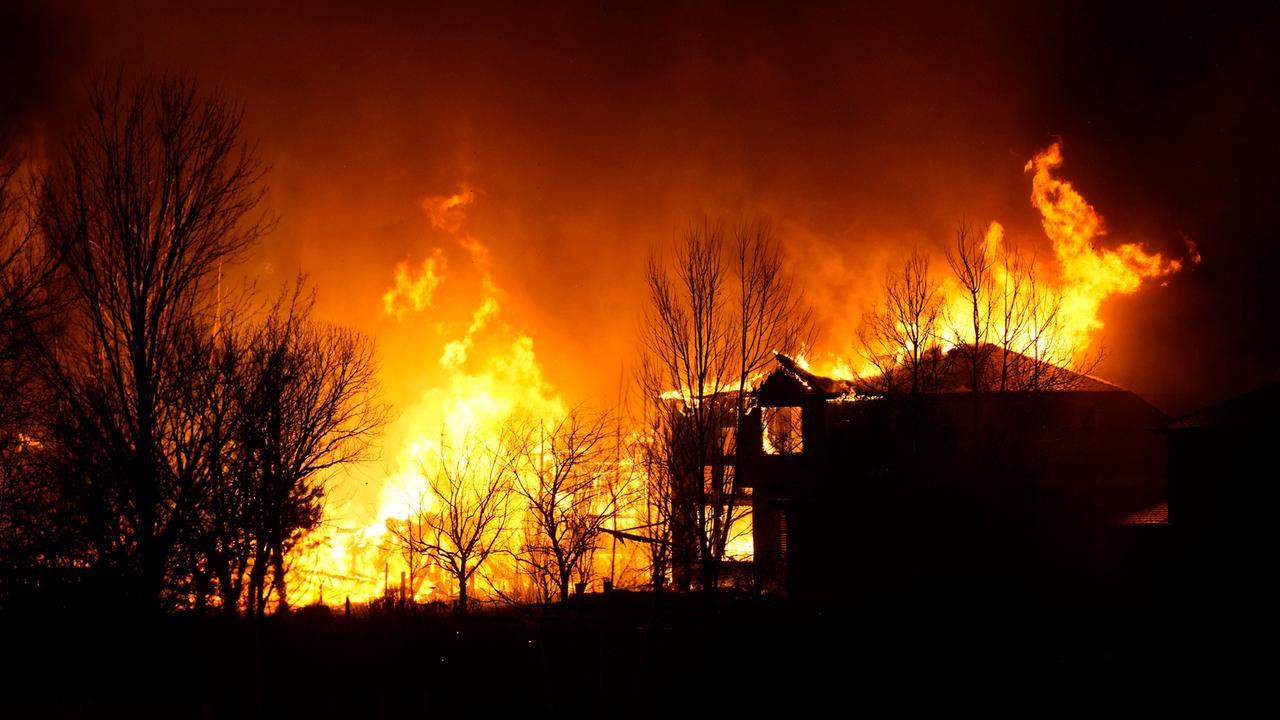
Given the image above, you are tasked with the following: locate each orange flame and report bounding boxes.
[382,251,444,321]
[1023,141,1191,352]
[292,184,572,606]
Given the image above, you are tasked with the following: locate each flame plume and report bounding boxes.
[805,142,1197,381]
[1025,142,1190,353]
[291,185,565,606]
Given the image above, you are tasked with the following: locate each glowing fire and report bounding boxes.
[805,142,1197,381]
[292,186,565,606]
[382,252,444,321]
[291,186,660,608]
[290,142,1196,608]
[1022,142,1192,352]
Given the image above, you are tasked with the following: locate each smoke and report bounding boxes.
[0,3,85,147]
[7,3,1279,480]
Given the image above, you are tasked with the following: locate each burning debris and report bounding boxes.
[774,352,858,396]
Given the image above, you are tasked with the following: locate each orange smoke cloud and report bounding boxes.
[422,186,477,233]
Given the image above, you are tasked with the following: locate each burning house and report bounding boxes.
[735,349,1169,604]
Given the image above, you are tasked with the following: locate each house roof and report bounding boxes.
[768,344,1127,398]
[768,353,854,398]
[1166,383,1280,430]
[931,344,1120,393]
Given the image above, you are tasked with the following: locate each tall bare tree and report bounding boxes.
[393,430,516,613]
[993,244,1030,392]
[859,247,945,394]
[734,221,815,407]
[638,218,812,593]
[510,407,618,603]
[946,222,995,392]
[180,321,252,614]
[986,247,1103,392]
[0,157,57,441]
[0,154,63,603]
[1010,258,1103,392]
[235,287,387,617]
[37,75,268,610]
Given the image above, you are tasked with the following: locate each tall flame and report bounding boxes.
[1024,141,1191,353]
[805,142,1197,382]
[292,185,565,606]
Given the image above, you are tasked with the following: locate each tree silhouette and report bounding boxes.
[0,158,56,442]
[639,218,812,593]
[946,222,996,392]
[986,245,1103,392]
[865,236,1102,395]
[1009,254,1104,391]
[233,287,386,616]
[859,246,945,394]
[0,154,64,604]
[0,77,389,615]
[36,75,269,610]
[510,408,618,602]
[393,430,516,613]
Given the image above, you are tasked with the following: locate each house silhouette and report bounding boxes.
[728,347,1169,606]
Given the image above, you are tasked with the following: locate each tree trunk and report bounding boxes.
[456,573,468,614]
[271,544,289,614]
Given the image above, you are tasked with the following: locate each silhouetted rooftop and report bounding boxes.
[1166,383,1280,430]
[770,344,1129,398]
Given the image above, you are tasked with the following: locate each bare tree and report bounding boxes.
[734,221,815,407]
[229,286,387,617]
[0,157,56,440]
[993,244,1030,392]
[946,222,995,392]
[510,407,618,603]
[1,78,387,615]
[639,220,730,593]
[985,247,1103,393]
[36,75,269,610]
[859,247,945,394]
[0,154,63,604]
[1010,258,1103,392]
[392,430,516,613]
[181,322,253,614]
[638,218,812,593]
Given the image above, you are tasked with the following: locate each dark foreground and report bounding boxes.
[0,590,1265,718]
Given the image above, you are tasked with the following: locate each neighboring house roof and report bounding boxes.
[1166,383,1280,430]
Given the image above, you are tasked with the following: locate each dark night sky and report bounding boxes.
[3,1,1278,416]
